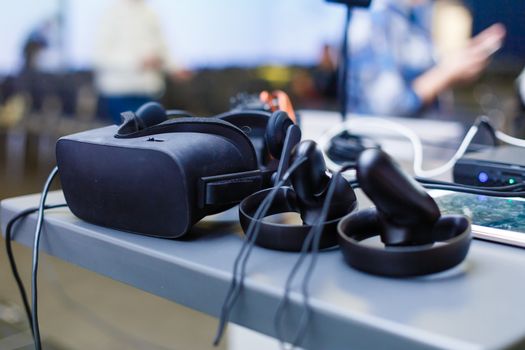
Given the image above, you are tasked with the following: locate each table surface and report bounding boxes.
[2,112,525,350]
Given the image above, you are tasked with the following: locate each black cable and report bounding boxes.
[273,164,523,348]
[213,183,282,345]
[415,177,525,192]
[274,223,316,348]
[7,202,174,350]
[330,5,381,163]
[213,158,307,345]
[339,6,352,121]
[4,203,67,339]
[274,164,354,349]
[31,166,59,350]
[349,177,525,197]
[213,157,308,346]
[414,176,525,197]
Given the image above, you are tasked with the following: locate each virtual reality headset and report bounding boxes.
[56,102,300,238]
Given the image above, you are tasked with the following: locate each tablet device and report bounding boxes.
[432,191,525,248]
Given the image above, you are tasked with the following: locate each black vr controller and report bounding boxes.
[56,102,300,238]
[238,143,471,276]
[239,140,357,251]
[339,149,472,277]
[216,141,472,348]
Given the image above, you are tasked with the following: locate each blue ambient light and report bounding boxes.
[478,171,489,183]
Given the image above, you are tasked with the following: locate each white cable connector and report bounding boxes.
[318,117,480,178]
[319,116,525,178]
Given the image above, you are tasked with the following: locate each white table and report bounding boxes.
[3,111,523,350]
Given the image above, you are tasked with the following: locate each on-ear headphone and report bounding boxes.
[217,109,299,171]
[239,140,357,251]
[338,149,472,277]
[118,102,297,170]
[118,101,194,135]
[57,100,302,240]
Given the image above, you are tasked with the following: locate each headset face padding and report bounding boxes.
[265,111,294,159]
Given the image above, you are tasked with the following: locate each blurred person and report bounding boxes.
[94,0,172,124]
[17,16,64,114]
[21,31,47,73]
[20,16,63,73]
[24,16,64,73]
[347,0,506,117]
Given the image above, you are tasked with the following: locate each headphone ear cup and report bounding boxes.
[135,102,168,128]
[265,111,294,159]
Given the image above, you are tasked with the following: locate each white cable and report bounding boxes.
[319,114,525,179]
[495,130,525,147]
[318,117,480,178]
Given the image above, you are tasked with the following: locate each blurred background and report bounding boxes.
[0,0,525,349]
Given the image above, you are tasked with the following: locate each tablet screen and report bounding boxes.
[433,191,525,234]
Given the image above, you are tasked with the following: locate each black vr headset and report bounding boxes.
[56,102,300,238]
